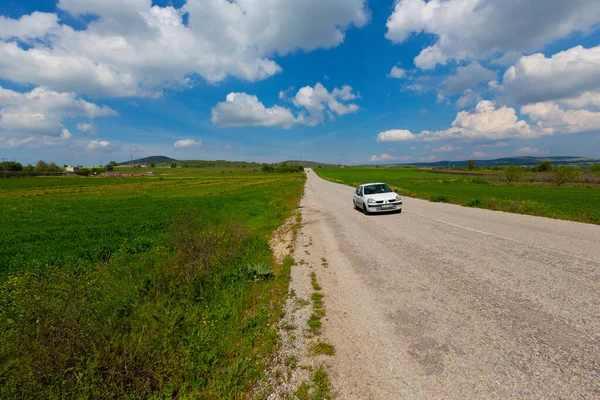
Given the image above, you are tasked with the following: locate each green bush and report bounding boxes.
[553,166,581,186]
[504,164,524,183]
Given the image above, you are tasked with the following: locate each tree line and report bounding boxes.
[1,160,120,177]
[261,163,304,173]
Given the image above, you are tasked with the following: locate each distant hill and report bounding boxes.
[281,160,340,168]
[118,156,177,166]
[179,159,264,168]
[401,156,600,168]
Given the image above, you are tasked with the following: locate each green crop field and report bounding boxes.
[0,170,305,398]
[314,168,600,224]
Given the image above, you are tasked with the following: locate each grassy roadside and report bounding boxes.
[313,167,600,224]
[0,171,305,398]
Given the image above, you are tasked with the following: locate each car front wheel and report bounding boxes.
[363,203,369,215]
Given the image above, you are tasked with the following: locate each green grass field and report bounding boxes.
[0,170,305,398]
[314,168,600,224]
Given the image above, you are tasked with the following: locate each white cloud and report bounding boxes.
[456,89,482,109]
[471,151,488,158]
[0,12,59,40]
[293,83,360,124]
[440,62,496,97]
[77,122,97,135]
[502,46,600,105]
[434,145,461,152]
[377,129,415,142]
[476,141,509,148]
[521,101,600,135]
[386,0,600,69]
[0,86,116,140]
[378,101,538,142]
[212,83,360,128]
[560,91,600,111]
[388,66,406,79]
[86,140,115,152]
[173,139,201,148]
[370,153,397,162]
[212,93,298,128]
[516,147,546,155]
[0,0,369,97]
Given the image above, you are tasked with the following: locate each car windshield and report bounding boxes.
[363,184,392,195]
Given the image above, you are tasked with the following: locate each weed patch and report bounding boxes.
[309,340,336,356]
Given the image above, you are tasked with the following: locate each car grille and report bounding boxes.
[375,200,384,204]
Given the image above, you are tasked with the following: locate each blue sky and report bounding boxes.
[1,0,599,165]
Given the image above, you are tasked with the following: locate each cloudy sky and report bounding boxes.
[1,0,600,165]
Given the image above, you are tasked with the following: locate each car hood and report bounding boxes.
[365,193,400,201]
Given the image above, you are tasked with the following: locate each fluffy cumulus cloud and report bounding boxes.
[440,63,496,97]
[434,145,461,152]
[173,139,201,148]
[77,122,97,135]
[86,140,115,152]
[388,66,406,79]
[456,89,482,109]
[376,129,415,142]
[0,0,369,98]
[476,141,509,148]
[521,102,600,135]
[211,93,298,128]
[0,12,59,40]
[378,101,538,142]
[212,83,360,128]
[501,46,600,105]
[0,86,117,148]
[386,0,600,69]
[516,147,545,154]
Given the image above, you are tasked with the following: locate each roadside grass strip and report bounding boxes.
[0,170,305,398]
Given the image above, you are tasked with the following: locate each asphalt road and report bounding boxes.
[299,169,600,399]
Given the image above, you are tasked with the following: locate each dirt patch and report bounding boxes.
[269,214,298,264]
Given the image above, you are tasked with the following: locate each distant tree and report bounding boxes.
[553,166,581,186]
[170,162,177,168]
[591,163,600,176]
[78,168,91,176]
[34,160,49,171]
[1,161,23,171]
[63,164,68,168]
[105,164,114,172]
[468,160,475,171]
[23,164,34,172]
[261,164,275,173]
[150,163,155,168]
[536,160,552,172]
[108,161,118,167]
[504,164,524,183]
[47,162,59,172]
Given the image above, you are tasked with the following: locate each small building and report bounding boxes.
[66,165,80,174]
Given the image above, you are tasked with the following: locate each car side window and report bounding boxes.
[356,187,361,196]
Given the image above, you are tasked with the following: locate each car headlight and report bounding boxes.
[395,195,401,201]
[367,198,375,203]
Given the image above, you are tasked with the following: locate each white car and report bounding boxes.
[353,182,402,214]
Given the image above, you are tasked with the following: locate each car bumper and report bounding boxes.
[366,203,402,212]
